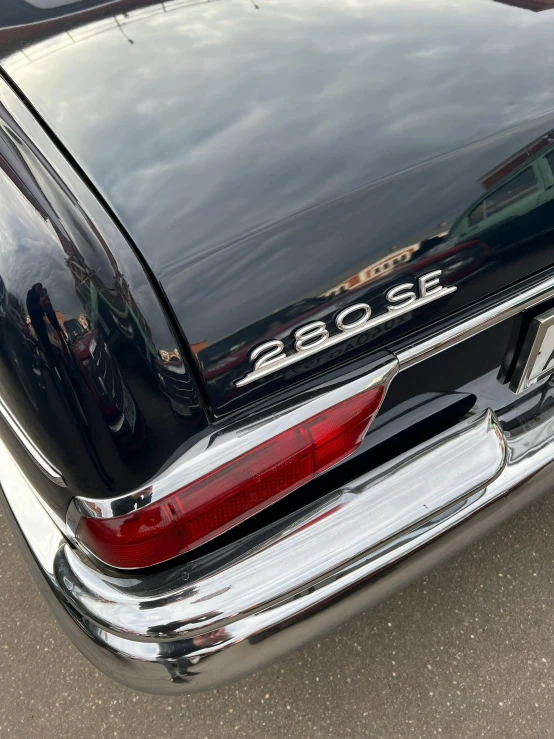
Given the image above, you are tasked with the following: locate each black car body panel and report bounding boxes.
[3,0,554,415]
[0,78,208,515]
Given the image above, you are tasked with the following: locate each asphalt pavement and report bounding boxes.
[1,490,554,739]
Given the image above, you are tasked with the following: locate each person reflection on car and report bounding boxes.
[154,627,229,684]
[26,283,50,353]
[38,284,65,342]
[26,282,65,356]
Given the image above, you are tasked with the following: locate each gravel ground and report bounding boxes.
[1,492,554,739]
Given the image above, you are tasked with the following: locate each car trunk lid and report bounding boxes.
[4,0,554,414]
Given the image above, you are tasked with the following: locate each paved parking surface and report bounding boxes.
[1,491,554,739]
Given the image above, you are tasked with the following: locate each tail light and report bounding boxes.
[76,386,385,568]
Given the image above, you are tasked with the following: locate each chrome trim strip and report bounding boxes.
[397,273,554,370]
[68,356,399,525]
[0,393,65,486]
[236,284,456,386]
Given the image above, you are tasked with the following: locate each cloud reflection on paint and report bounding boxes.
[5,0,554,350]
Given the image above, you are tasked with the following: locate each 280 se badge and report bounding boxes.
[236,270,457,386]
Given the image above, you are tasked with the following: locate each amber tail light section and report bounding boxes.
[76,386,385,568]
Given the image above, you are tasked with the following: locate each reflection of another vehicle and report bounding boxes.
[323,243,422,297]
[416,238,489,281]
[448,143,554,253]
[86,278,199,420]
[156,350,200,418]
[71,329,145,458]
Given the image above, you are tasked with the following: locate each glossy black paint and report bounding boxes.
[2,0,554,519]
[0,78,207,514]
[3,0,554,414]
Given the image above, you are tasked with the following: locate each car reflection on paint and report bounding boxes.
[70,328,146,459]
[155,348,200,418]
[446,138,554,258]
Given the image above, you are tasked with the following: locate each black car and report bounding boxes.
[2,0,554,694]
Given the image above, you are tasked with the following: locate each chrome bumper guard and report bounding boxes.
[2,401,554,694]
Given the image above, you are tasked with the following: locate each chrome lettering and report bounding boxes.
[294,322,329,352]
[236,271,457,387]
[418,270,442,298]
[386,283,417,310]
[336,303,372,331]
[251,340,286,371]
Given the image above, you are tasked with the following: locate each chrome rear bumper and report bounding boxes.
[2,400,553,694]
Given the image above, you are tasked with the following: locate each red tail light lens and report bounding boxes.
[76,386,385,568]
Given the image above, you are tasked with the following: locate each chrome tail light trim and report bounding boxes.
[67,356,399,527]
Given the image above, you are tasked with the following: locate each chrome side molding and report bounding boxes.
[0,394,65,486]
